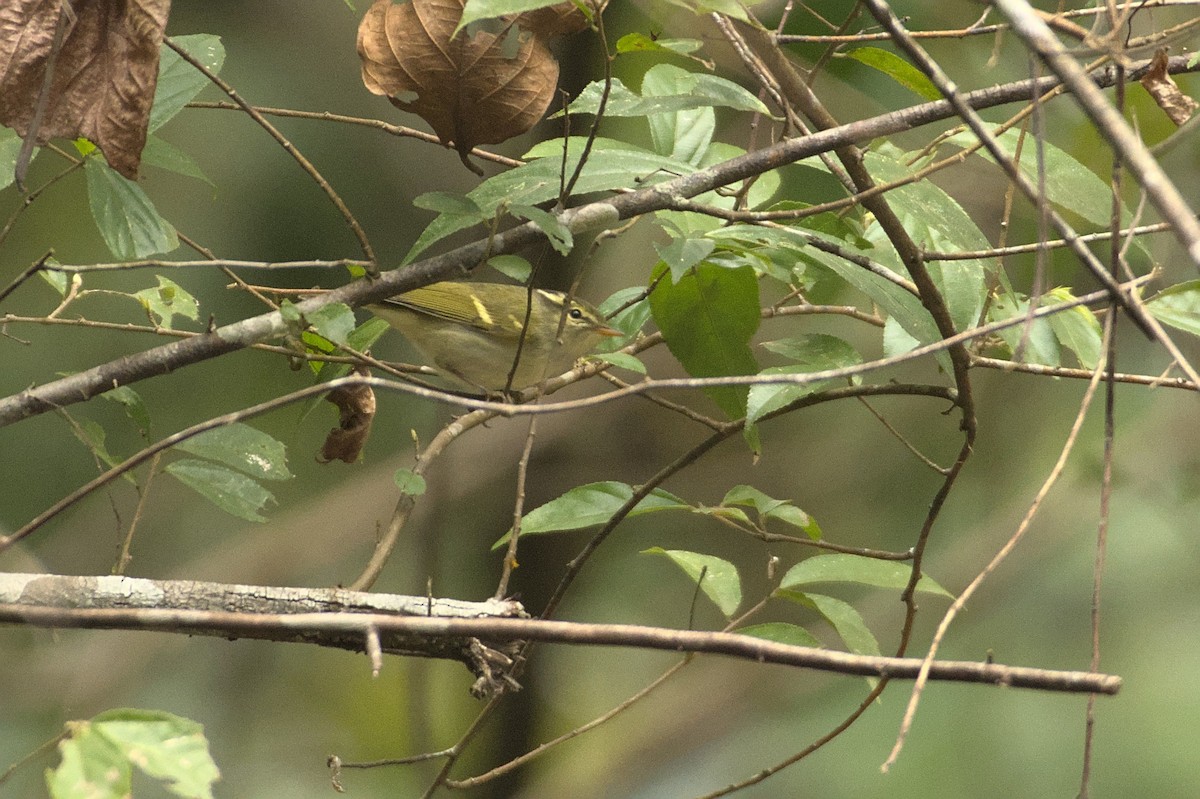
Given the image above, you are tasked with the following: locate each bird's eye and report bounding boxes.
[569,307,584,320]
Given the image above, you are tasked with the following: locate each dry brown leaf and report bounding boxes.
[0,0,172,180]
[318,374,377,465]
[1140,48,1199,127]
[357,0,559,173]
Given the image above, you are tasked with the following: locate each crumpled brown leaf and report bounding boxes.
[318,373,377,464]
[1140,48,1199,127]
[0,0,172,180]
[357,0,559,174]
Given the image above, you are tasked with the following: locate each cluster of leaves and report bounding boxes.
[504,480,949,661]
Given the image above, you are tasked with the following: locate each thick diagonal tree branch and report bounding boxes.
[0,573,1121,695]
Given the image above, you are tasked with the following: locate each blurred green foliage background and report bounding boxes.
[2,1,1199,796]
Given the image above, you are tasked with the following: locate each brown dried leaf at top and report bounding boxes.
[1140,48,1198,127]
[0,0,172,180]
[357,0,558,173]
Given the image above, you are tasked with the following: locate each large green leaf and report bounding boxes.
[84,157,178,259]
[649,261,760,421]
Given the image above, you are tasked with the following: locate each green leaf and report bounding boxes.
[660,0,750,21]
[643,64,717,165]
[1146,279,1200,336]
[649,262,760,421]
[101,386,152,435]
[643,547,742,618]
[495,481,687,546]
[593,351,646,374]
[947,129,1131,230]
[1044,287,1103,368]
[596,286,652,346]
[279,299,303,325]
[562,71,768,118]
[772,221,941,352]
[488,254,533,283]
[85,158,179,259]
[864,146,989,334]
[513,204,572,255]
[843,46,941,101]
[459,0,566,28]
[47,721,130,799]
[746,334,862,427]
[736,621,821,648]
[775,590,883,660]
[781,553,952,597]
[394,468,427,496]
[308,317,390,380]
[403,193,488,264]
[140,135,212,184]
[69,418,122,470]
[989,291,1061,367]
[654,237,716,281]
[174,423,292,481]
[0,125,25,190]
[48,709,219,799]
[307,302,356,347]
[166,459,275,522]
[133,276,198,329]
[40,259,70,296]
[615,33,703,56]
[150,34,225,132]
[413,191,484,216]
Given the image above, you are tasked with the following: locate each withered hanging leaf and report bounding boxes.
[319,373,377,464]
[357,0,558,173]
[0,0,172,180]
[1140,48,1199,127]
